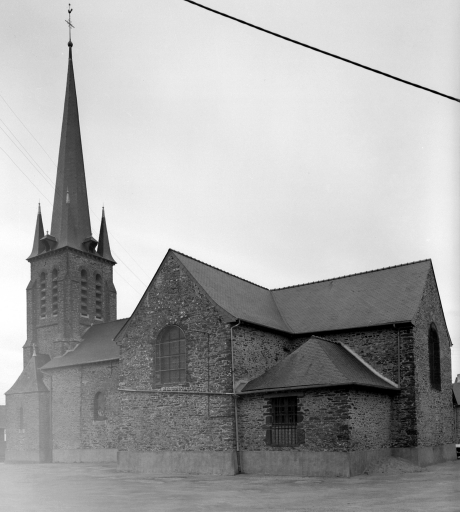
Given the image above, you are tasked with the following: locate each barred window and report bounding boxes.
[80,270,88,317]
[52,269,58,316]
[269,397,298,446]
[40,272,47,317]
[95,274,102,319]
[156,326,186,384]
[94,391,106,420]
[429,323,441,390]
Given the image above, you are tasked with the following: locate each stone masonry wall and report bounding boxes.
[50,362,120,452]
[238,389,391,453]
[118,252,236,452]
[348,390,391,451]
[318,328,417,448]
[51,367,81,450]
[412,268,454,446]
[5,392,50,462]
[232,325,299,384]
[80,363,120,450]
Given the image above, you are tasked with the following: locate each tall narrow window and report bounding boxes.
[156,326,186,384]
[95,274,102,319]
[269,397,298,446]
[52,269,58,316]
[429,323,441,390]
[40,272,47,317]
[81,270,88,317]
[19,406,24,431]
[94,391,106,420]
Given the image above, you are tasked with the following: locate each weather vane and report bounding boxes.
[65,4,74,44]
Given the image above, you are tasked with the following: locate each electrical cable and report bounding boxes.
[182,0,460,104]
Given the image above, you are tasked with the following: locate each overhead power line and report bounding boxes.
[182,0,460,104]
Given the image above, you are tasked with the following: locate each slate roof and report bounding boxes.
[240,336,398,393]
[41,318,128,370]
[173,251,432,334]
[453,383,460,405]
[6,354,51,395]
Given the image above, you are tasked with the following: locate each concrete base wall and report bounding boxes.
[392,444,457,467]
[53,449,117,463]
[241,449,392,477]
[5,449,48,463]
[117,450,238,476]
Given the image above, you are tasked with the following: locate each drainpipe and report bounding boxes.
[393,324,401,387]
[230,320,241,473]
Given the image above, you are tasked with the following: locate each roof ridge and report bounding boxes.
[270,259,432,291]
[171,249,270,290]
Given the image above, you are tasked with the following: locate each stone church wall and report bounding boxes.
[5,391,50,462]
[117,253,237,474]
[412,269,455,448]
[317,327,417,448]
[50,362,119,462]
[237,389,391,453]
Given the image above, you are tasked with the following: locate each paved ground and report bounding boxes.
[0,460,459,512]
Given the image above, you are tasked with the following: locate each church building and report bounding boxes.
[5,39,457,477]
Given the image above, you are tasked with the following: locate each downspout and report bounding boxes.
[230,320,241,473]
[393,324,401,387]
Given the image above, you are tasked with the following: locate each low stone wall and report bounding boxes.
[53,448,117,463]
[117,450,238,476]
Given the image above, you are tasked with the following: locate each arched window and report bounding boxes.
[81,270,88,316]
[95,274,102,320]
[156,326,186,384]
[94,391,106,420]
[429,323,441,390]
[40,272,47,317]
[52,269,58,316]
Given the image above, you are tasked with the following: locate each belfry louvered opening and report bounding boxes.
[40,272,47,317]
[80,269,88,317]
[95,274,102,319]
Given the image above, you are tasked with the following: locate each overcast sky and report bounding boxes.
[1,1,459,403]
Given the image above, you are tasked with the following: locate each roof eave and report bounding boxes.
[238,382,400,395]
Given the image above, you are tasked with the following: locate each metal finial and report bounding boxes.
[38,202,41,214]
[65,4,74,46]
[102,205,105,218]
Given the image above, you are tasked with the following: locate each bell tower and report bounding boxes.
[24,39,117,365]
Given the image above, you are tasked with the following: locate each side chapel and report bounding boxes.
[5,39,456,477]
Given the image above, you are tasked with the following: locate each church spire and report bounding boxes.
[49,32,93,252]
[27,203,45,260]
[97,207,116,263]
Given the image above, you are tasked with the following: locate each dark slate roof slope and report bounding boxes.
[173,251,431,334]
[240,336,398,393]
[272,260,431,333]
[6,354,50,395]
[41,318,128,370]
[453,383,460,405]
[173,251,289,332]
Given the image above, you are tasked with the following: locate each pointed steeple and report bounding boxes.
[97,207,116,263]
[27,203,45,260]
[50,42,92,252]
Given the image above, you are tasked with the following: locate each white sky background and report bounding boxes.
[0,0,459,402]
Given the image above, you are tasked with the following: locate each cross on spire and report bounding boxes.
[65,4,74,45]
